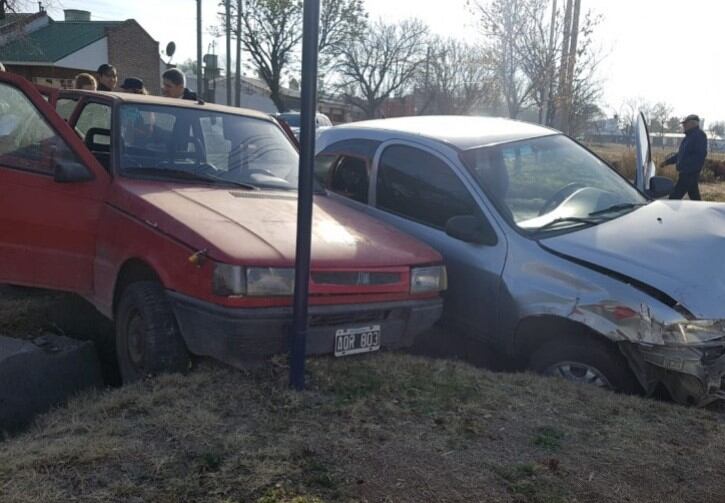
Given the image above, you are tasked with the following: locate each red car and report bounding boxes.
[0,73,445,382]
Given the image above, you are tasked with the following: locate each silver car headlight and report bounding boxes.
[410,265,447,294]
[213,265,295,297]
[661,320,725,346]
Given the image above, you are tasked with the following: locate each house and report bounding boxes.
[186,74,364,124]
[0,9,162,94]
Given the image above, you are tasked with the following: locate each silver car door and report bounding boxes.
[635,111,656,192]
[369,140,508,343]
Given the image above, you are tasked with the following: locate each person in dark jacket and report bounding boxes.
[96,64,118,92]
[161,68,197,101]
[660,114,708,200]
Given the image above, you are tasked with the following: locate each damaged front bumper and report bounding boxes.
[622,342,725,406]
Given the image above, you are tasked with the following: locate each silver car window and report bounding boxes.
[462,135,646,231]
[377,145,478,230]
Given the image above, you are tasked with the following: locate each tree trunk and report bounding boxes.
[270,85,286,112]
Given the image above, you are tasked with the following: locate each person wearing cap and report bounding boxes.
[96,64,118,92]
[161,68,197,101]
[120,77,148,95]
[660,114,708,200]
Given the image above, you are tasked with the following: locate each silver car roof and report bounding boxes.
[322,115,557,151]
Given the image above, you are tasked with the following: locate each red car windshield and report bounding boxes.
[119,104,299,190]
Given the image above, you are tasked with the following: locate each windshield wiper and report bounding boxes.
[535,216,603,232]
[589,202,647,217]
[124,167,258,190]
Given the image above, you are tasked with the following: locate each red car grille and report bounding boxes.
[311,271,401,286]
[309,310,390,328]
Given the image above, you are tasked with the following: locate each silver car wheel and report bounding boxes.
[545,361,612,388]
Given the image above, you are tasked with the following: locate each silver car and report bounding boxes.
[316,115,725,406]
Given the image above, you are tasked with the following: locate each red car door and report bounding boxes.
[0,73,110,294]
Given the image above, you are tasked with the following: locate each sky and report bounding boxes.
[42,0,725,122]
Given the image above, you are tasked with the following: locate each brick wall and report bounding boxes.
[106,20,160,95]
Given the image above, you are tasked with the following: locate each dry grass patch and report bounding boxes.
[1,354,725,502]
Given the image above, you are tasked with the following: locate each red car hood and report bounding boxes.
[110,180,441,268]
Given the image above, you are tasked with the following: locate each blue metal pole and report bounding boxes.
[289,0,320,391]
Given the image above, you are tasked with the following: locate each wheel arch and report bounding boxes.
[513,314,619,362]
[112,258,162,317]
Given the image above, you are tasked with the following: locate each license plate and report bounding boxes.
[334,325,381,357]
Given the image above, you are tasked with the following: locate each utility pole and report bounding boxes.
[235,0,242,106]
[225,0,232,106]
[542,0,557,126]
[289,0,321,391]
[557,0,573,133]
[196,0,203,97]
[563,0,581,135]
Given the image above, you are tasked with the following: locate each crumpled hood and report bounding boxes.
[111,180,441,268]
[540,200,725,319]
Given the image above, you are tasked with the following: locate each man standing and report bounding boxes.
[660,114,708,200]
[96,64,118,91]
[161,68,197,101]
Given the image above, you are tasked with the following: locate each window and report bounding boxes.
[329,155,369,203]
[56,98,78,121]
[119,104,299,190]
[0,83,82,175]
[461,135,647,231]
[314,155,337,185]
[377,145,477,229]
[75,102,112,139]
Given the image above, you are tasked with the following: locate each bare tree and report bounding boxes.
[566,10,604,136]
[471,0,602,131]
[618,97,652,147]
[557,0,582,133]
[225,0,302,112]
[511,0,560,124]
[0,1,36,19]
[651,102,674,149]
[336,19,429,119]
[470,0,533,119]
[1,1,55,20]
[416,37,498,115]
[317,0,367,87]
[666,116,681,133]
[223,0,368,111]
[709,121,725,139]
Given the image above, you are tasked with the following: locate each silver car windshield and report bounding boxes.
[461,135,647,233]
[119,104,299,190]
